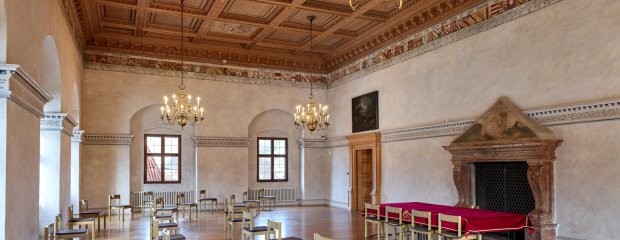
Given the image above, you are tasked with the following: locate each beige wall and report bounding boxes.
[325,0,619,238]
[81,69,327,206]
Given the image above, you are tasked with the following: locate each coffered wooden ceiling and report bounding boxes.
[69,0,485,72]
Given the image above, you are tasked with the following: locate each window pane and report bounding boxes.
[146,136,161,153]
[258,139,271,154]
[274,140,286,155]
[164,137,179,153]
[274,157,286,180]
[164,157,179,181]
[146,156,162,182]
[258,157,272,180]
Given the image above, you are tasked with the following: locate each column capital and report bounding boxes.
[41,113,78,136]
[72,129,85,142]
[0,64,52,118]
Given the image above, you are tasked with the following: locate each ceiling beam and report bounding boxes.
[245,0,306,49]
[250,0,388,22]
[134,0,148,36]
[192,0,228,43]
[293,0,384,54]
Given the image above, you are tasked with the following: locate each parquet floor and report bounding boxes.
[92,206,371,240]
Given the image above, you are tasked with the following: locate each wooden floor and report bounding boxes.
[87,206,537,240]
[92,206,371,240]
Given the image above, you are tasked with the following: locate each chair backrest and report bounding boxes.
[241,211,254,230]
[364,203,381,221]
[176,193,186,205]
[314,233,334,240]
[43,223,54,240]
[230,194,236,204]
[144,191,154,201]
[411,210,432,231]
[54,214,63,232]
[79,199,89,213]
[162,229,172,240]
[152,216,161,238]
[258,189,264,197]
[68,204,75,217]
[243,191,249,201]
[200,190,206,198]
[384,206,403,224]
[267,220,282,240]
[438,213,462,237]
[109,194,121,207]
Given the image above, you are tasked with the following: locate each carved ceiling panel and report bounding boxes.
[66,0,487,72]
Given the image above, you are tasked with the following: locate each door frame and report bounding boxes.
[346,132,381,211]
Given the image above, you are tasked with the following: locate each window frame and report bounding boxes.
[144,134,182,184]
[256,137,288,182]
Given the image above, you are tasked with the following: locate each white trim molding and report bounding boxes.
[193,136,251,147]
[0,64,52,118]
[41,113,78,136]
[298,139,326,148]
[381,98,620,142]
[83,134,134,145]
[72,129,85,143]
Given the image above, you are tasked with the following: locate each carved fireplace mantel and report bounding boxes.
[444,97,562,240]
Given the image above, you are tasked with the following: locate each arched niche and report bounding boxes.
[40,35,61,112]
[129,104,197,193]
[247,109,300,192]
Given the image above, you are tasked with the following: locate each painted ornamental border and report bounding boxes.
[84,51,328,89]
[328,0,563,88]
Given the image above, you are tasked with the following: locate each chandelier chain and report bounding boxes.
[180,0,184,87]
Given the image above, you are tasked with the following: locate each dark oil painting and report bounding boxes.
[352,91,378,133]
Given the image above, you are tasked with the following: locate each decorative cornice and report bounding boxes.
[84,52,328,89]
[325,137,348,148]
[193,137,251,147]
[72,129,85,143]
[82,134,134,145]
[56,0,85,52]
[381,98,620,142]
[298,139,326,148]
[0,64,52,118]
[40,113,78,136]
[328,0,563,87]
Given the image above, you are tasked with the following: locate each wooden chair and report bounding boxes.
[51,214,89,239]
[68,204,96,239]
[198,190,218,212]
[266,219,303,240]
[108,194,133,222]
[258,189,275,211]
[241,211,270,239]
[152,197,179,223]
[410,210,434,240]
[143,191,155,214]
[79,199,106,231]
[243,190,261,215]
[225,202,250,240]
[436,213,481,240]
[313,233,334,240]
[152,217,184,240]
[383,206,408,240]
[175,193,198,220]
[231,194,249,213]
[364,203,382,240]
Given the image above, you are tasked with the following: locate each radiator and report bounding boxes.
[248,187,296,202]
[131,190,194,207]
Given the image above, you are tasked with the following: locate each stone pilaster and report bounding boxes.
[40,113,78,136]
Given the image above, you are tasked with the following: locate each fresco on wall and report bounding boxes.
[352,91,379,133]
[453,96,557,143]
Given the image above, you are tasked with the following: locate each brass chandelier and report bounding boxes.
[293,16,329,133]
[349,0,402,11]
[160,0,204,128]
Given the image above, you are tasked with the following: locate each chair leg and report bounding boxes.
[364,221,368,238]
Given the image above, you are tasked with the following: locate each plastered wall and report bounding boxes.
[325,0,619,238]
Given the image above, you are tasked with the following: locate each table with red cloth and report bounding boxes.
[372,202,529,236]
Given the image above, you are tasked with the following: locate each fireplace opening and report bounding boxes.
[475,162,535,239]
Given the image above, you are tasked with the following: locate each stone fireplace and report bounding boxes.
[444,97,562,240]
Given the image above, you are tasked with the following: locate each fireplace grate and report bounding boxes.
[475,162,535,215]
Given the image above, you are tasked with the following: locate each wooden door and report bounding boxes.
[356,149,373,210]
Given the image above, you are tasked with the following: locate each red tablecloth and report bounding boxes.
[373,202,529,235]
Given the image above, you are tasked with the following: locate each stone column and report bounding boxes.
[0,64,51,239]
[70,129,84,214]
[39,113,77,230]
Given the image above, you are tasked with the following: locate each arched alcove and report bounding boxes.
[130,104,197,194]
[40,35,61,112]
[247,109,300,195]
